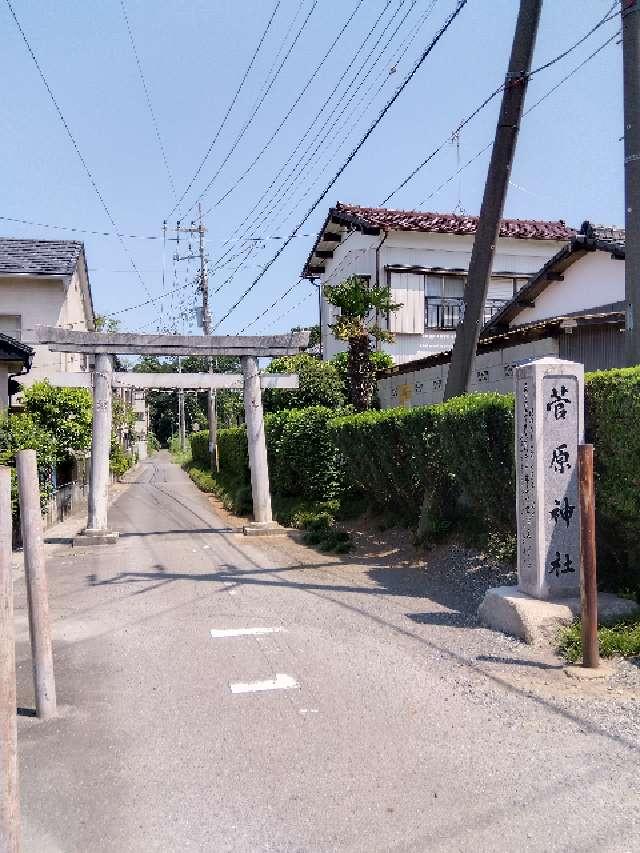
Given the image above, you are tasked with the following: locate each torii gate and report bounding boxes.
[35,327,310,543]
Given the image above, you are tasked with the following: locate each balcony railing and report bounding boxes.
[425,297,510,330]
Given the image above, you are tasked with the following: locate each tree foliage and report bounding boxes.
[324,276,401,411]
[263,354,346,413]
[132,355,243,445]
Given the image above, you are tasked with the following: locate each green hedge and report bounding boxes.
[266,407,344,502]
[188,367,640,595]
[190,430,210,467]
[585,367,640,593]
[329,393,515,532]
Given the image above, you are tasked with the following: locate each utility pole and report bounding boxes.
[622,0,640,365]
[177,357,186,452]
[174,204,218,472]
[444,0,543,400]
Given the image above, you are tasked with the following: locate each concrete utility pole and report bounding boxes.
[622,0,640,365]
[16,450,56,719]
[444,0,543,400]
[175,205,218,471]
[177,357,186,452]
[0,466,20,851]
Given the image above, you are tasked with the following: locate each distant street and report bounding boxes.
[14,453,640,853]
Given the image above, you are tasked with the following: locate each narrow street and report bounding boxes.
[15,453,640,853]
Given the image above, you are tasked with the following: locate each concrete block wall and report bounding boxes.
[378,337,559,409]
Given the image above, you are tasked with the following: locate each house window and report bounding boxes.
[425,275,465,329]
[0,314,21,340]
[424,275,512,330]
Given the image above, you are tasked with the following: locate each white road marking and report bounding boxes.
[229,673,300,694]
[299,708,319,714]
[210,627,284,639]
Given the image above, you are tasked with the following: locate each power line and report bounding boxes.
[418,27,621,207]
[262,0,439,233]
[119,0,176,200]
[204,0,368,215]
[179,0,319,219]
[215,0,469,329]
[381,2,619,204]
[207,0,406,241]
[241,22,621,333]
[0,215,165,240]
[4,0,153,298]
[244,0,421,237]
[167,0,281,219]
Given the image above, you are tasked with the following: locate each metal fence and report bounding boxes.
[43,481,89,529]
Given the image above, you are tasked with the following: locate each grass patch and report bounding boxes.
[558,614,640,662]
[183,461,353,554]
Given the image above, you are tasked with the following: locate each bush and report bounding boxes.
[110,445,133,479]
[266,407,345,502]
[263,354,346,412]
[585,367,640,595]
[190,430,211,468]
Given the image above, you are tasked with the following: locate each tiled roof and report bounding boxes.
[0,238,84,276]
[0,331,34,365]
[303,202,575,277]
[481,230,625,336]
[332,203,575,240]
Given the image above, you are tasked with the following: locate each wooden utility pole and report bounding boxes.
[622,0,640,365]
[444,0,543,400]
[578,444,600,669]
[0,466,20,852]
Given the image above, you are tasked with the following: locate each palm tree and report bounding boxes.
[324,275,401,411]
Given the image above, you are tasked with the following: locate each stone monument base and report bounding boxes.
[242,521,285,537]
[73,528,120,547]
[478,585,638,645]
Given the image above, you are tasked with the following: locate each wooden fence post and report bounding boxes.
[0,466,20,851]
[578,444,600,669]
[16,450,56,718]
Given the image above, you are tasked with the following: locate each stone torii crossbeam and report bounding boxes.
[35,327,310,543]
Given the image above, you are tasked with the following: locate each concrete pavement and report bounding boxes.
[14,453,640,852]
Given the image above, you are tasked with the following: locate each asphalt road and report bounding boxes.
[14,453,640,852]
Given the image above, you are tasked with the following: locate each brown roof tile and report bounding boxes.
[333,202,575,240]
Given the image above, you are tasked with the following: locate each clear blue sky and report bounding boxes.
[0,0,623,337]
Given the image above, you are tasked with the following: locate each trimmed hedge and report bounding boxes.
[189,367,640,595]
[266,407,344,502]
[585,367,640,594]
[329,393,515,532]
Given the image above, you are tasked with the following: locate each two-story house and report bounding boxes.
[303,203,574,364]
[0,238,95,385]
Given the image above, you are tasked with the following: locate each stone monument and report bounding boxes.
[515,357,583,599]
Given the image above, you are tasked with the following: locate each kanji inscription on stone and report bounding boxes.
[514,358,584,599]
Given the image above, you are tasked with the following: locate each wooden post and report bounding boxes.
[16,450,57,718]
[0,467,20,851]
[578,444,600,669]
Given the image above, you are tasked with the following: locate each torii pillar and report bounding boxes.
[76,353,119,545]
[241,356,276,534]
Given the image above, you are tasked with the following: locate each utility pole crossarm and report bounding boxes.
[444,0,543,400]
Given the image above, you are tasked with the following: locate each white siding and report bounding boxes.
[389,272,424,334]
[514,252,625,327]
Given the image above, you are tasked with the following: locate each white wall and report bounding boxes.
[0,268,93,384]
[514,251,625,327]
[318,230,567,364]
[377,337,559,409]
